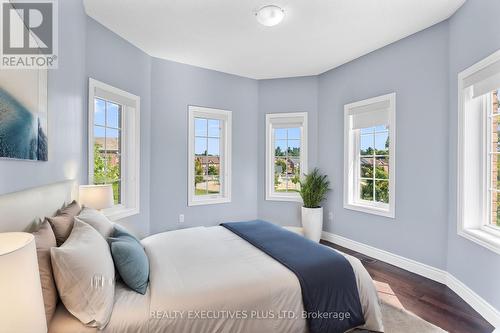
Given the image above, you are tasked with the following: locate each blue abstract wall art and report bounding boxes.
[0,71,48,161]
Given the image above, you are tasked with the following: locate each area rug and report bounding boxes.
[353,301,447,333]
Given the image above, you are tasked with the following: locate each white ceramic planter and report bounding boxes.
[301,207,323,242]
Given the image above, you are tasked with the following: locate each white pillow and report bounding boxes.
[51,220,115,329]
[76,207,114,239]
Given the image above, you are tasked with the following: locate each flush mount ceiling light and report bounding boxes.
[255,5,285,27]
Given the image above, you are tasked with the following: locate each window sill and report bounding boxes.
[103,205,139,221]
[266,193,302,203]
[344,202,395,218]
[188,197,231,207]
[458,227,500,255]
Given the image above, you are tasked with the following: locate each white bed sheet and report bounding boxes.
[49,226,383,333]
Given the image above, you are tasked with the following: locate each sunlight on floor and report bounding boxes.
[373,280,404,310]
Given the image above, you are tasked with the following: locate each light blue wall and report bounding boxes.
[0,0,86,196]
[447,0,500,311]
[85,17,152,237]
[84,26,261,234]
[148,57,259,234]
[257,77,318,226]
[317,23,450,270]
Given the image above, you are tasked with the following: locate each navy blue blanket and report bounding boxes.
[221,220,365,333]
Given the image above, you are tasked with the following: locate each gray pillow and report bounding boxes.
[46,200,81,246]
[108,225,149,294]
[32,220,58,325]
[76,207,114,239]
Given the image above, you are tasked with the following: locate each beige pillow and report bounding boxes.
[47,200,81,246]
[75,207,114,239]
[32,220,58,325]
[51,220,115,329]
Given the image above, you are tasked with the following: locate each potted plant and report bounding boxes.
[299,168,331,242]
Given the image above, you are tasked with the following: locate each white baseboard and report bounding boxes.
[446,274,500,330]
[321,232,448,283]
[322,231,500,329]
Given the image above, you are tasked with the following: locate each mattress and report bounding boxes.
[49,226,383,333]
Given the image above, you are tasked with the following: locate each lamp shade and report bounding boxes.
[0,233,47,333]
[79,184,114,210]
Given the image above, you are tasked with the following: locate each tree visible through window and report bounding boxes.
[359,125,390,204]
[194,118,221,196]
[274,127,301,193]
[93,98,122,204]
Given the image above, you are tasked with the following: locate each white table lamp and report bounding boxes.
[0,232,47,333]
[79,184,115,210]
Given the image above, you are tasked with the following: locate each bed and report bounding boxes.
[0,181,384,333]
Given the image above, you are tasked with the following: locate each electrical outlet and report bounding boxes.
[179,214,185,223]
[328,211,334,221]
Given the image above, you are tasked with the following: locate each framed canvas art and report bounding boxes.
[0,69,48,161]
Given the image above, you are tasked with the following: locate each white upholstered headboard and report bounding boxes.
[0,180,77,233]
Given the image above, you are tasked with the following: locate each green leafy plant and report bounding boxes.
[93,143,121,204]
[299,168,331,208]
[194,158,204,185]
[208,164,219,176]
[93,143,120,183]
[275,159,286,173]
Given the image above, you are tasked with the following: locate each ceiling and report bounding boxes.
[83,0,465,80]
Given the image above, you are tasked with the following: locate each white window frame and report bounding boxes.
[344,93,396,218]
[457,49,500,255]
[265,112,308,202]
[88,78,140,220]
[188,106,232,206]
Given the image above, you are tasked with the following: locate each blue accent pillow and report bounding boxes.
[108,225,149,294]
[113,224,139,240]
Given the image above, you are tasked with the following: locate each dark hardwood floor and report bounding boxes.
[321,240,495,333]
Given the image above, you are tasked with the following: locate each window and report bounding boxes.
[88,78,140,220]
[458,49,500,254]
[266,113,308,202]
[344,93,396,218]
[188,106,231,206]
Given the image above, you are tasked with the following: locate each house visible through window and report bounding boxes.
[266,113,308,202]
[188,106,231,206]
[88,78,140,220]
[344,93,396,218]
[488,89,500,228]
[458,49,500,254]
[274,127,302,193]
[93,98,122,204]
[195,118,221,196]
